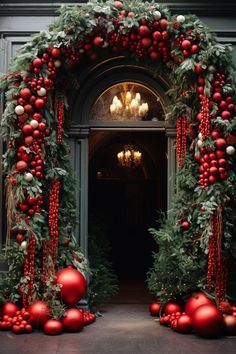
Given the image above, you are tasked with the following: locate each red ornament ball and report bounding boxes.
[55,266,87,305]
[19,88,31,100]
[32,58,42,68]
[215,138,227,150]
[22,124,33,135]
[16,160,28,172]
[62,308,84,332]
[149,302,161,316]
[93,36,103,47]
[51,48,61,58]
[34,98,45,109]
[192,304,223,337]
[114,1,123,8]
[223,315,236,335]
[44,319,63,335]
[181,220,190,230]
[2,302,19,317]
[185,292,212,317]
[28,300,50,328]
[164,301,182,315]
[138,25,150,37]
[177,314,192,334]
[181,40,191,50]
[141,37,152,48]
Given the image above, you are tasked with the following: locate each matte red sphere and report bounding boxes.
[34,98,45,109]
[149,302,161,316]
[223,315,236,335]
[55,266,87,305]
[164,301,182,315]
[19,88,31,100]
[215,138,227,150]
[181,40,191,50]
[221,110,231,120]
[22,124,33,135]
[62,308,84,332]
[138,25,150,37]
[141,37,152,48]
[2,302,19,317]
[32,58,42,68]
[212,92,222,102]
[51,48,61,58]
[185,292,212,317]
[177,314,192,334]
[192,304,223,337]
[16,160,28,172]
[181,221,190,230]
[44,319,63,335]
[93,36,103,47]
[28,300,50,328]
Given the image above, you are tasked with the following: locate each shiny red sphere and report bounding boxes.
[177,314,192,334]
[28,300,50,328]
[62,308,84,332]
[2,302,19,317]
[55,267,87,305]
[16,160,28,172]
[164,301,182,315]
[19,88,31,100]
[192,304,223,337]
[149,302,161,316]
[185,292,212,316]
[44,319,63,335]
[223,315,236,335]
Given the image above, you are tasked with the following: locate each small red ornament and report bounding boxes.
[22,124,33,135]
[215,138,226,150]
[34,98,45,109]
[141,37,152,48]
[114,1,123,8]
[177,314,192,334]
[32,58,42,68]
[195,64,204,74]
[181,40,191,50]
[192,304,223,337]
[181,220,190,230]
[28,300,50,328]
[51,48,61,58]
[16,160,28,172]
[149,302,161,316]
[185,292,212,317]
[138,25,150,37]
[44,319,63,335]
[164,301,182,315]
[19,88,31,100]
[221,110,231,120]
[93,36,103,47]
[223,315,236,335]
[159,19,168,29]
[2,302,19,317]
[55,266,87,305]
[191,44,199,54]
[62,308,84,332]
[212,92,222,102]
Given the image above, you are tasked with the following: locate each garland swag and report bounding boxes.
[0,0,236,306]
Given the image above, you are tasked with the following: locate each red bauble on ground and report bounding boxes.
[62,308,84,332]
[2,302,19,317]
[149,302,161,316]
[55,266,87,305]
[223,315,236,335]
[28,300,50,328]
[164,300,182,315]
[177,314,192,334]
[192,304,223,337]
[44,319,63,335]
[185,292,212,316]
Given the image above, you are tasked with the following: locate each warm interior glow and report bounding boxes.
[117,144,142,168]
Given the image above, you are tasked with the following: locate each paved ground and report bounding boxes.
[0,303,236,354]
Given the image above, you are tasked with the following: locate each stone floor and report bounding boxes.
[0,303,236,354]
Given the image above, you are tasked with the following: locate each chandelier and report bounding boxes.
[117,144,142,168]
[110,88,149,119]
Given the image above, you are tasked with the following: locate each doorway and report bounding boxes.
[88,131,167,303]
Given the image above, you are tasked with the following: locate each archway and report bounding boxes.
[0,0,236,317]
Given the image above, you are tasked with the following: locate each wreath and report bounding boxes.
[0,0,236,318]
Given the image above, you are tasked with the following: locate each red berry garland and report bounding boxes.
[176,116,187,168]
[199,96,211,139]
[48,179,61,264]
[55,92,65,143]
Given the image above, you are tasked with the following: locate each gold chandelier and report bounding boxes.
[117,144,142,168]
[110,87,149,119]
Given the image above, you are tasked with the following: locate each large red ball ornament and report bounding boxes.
[2,302,19,317]
[55,266,87,305]
[34,98,45,109]
[16,160,28,172]
[19,88,31,100]
[223,315,236,335]
[44,319,63,335]
[215,138,227,150]
[164,301,182,315]
[192,304,223,337]
[62,308,84,332]
[28,300,50,328]
[177,314,192,334]
[185,292,212,317]
[149,302,161,316]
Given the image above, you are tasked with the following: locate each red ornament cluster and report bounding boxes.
[0,304,32,334]
[176,116,187,168]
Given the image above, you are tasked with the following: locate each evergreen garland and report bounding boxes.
[0,0,235,308]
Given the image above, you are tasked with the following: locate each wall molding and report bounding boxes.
[0,2,236,17]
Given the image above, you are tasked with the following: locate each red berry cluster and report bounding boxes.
[23,234,36,307]
[173,30,200,62]
[176,116,187,168]
[0,308,32,334]
[48,179,61,263]
[211,73,235,121]
[199,96,211,138]
[160,311,193,334]
[83,310,96,325]
[207,207,227,300]
[56,94,65,143]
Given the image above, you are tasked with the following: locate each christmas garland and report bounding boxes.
[0,0,236,312]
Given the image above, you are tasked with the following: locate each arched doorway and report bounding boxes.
[88,131,167,302]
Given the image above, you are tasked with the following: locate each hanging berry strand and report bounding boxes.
[55,91,65,143]
[176,115,187,168]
